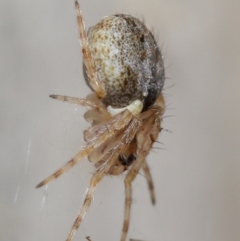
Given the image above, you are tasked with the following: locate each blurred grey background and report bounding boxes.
[1,0,240,241]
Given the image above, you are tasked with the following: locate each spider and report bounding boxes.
[37,1,165,241]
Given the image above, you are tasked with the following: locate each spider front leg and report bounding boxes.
[36,142,98,188]
[75,1,106,99]
[66,150,118,241]
[66,166,108,241]
[36,110,132,188]
[49,95,102,109]
[121,114,158,241]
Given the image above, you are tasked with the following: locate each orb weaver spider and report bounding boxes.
[37,1,165,241]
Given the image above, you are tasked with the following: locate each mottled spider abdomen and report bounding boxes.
[85,14,165,109]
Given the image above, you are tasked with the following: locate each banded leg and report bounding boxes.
[66,149,119,241]
[36,110,133,188]
[50,95,102,109]
[36,143,97,188]
[49,94,111,124]
[75,1,106,98]
[66,118,142,241]
[66,167,107,241]
[121,154,147,241]
[121,114,158,241]
[142,161,155,205]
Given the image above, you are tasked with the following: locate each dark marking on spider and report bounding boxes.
[118,154,137,166]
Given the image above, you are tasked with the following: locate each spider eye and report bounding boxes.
[118,154,126,163]
[118,154,136,166]
[127,154,136,163]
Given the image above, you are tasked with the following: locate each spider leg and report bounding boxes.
[66,167,107,241]
[36,139,110,188]
[84,110,132,142]
[75,1,106,98]
[49,94,111,124]
[67,118,141,241]
[49,95,102,109]
[142,161,155,205]
[121,114,159,241]
[121,153,147,241]
[37,110,133,188]
[36,144,96,188]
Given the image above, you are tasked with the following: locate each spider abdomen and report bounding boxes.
[86,14,165,109]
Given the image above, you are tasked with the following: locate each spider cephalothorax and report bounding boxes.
[37,2,165,241]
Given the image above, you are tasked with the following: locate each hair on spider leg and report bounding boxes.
[151,146,166,150]
[161,114,174,120]
[160,127,172,133]
[155,140,165,145]
[149,146,167,156]
[163,102,175,111]
[163,82,175,91]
